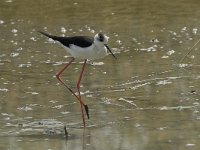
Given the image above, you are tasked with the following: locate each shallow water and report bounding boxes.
[1,0,200,149]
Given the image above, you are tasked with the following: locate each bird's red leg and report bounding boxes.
[55,57,87,127]
[56,57,77,98]
[76,59,89,125]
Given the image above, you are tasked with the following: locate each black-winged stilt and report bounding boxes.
[39,31,116,127]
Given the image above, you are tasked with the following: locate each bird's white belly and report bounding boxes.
[62,44,107,60]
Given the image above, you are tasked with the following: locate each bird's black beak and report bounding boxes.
[104,44,117,59]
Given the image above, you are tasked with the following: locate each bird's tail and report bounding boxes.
[38,31,54,39]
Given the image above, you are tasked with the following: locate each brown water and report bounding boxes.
[1,0,200,149]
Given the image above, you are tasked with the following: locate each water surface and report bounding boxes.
[1,0,200,150]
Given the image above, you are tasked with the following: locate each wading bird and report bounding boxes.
[39,31,116,127]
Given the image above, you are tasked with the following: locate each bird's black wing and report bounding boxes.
[39,31,94,48]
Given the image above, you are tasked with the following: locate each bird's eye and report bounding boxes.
[98,33,104,42]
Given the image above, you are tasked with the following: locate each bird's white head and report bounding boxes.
[94,33,117,59]
[94,33,109,45]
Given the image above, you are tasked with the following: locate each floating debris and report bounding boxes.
[0,20,4,24]
[116,40,122,45]
[161,55,169,59]
[16,47,23,51]
[5,0,13,2]
[30,37,37,41]
[52,105,63,109]
[140,46,156,52]
[11,29,18,33]
[1,113,14,117]
[190,90,197,94]
[130,82,151,90]
[26,91,39,95]
[18,63,32,68]
[156,80,172,85]
[162,50,175,58]
[159,105,194,111]
[0,88,8,92]
[186,143,195,147]
[17,106,33,111]
[150,38,159,43]
[192,28,198,35]
[118,98,137,107]
[90,29,95,33]
[53,61,64,66]
[10,52,19,57]
[178,64,190,68]
[166,50,175,55]
[49,100,58,103]
[181,27,187,32]
[61,27,67,33]
[132,38,137,42]
[91,62,104,66]
[60,111,70,115]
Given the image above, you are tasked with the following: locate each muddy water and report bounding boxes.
[1,0,200,149]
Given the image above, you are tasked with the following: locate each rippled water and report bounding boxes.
[1,0,200,150]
